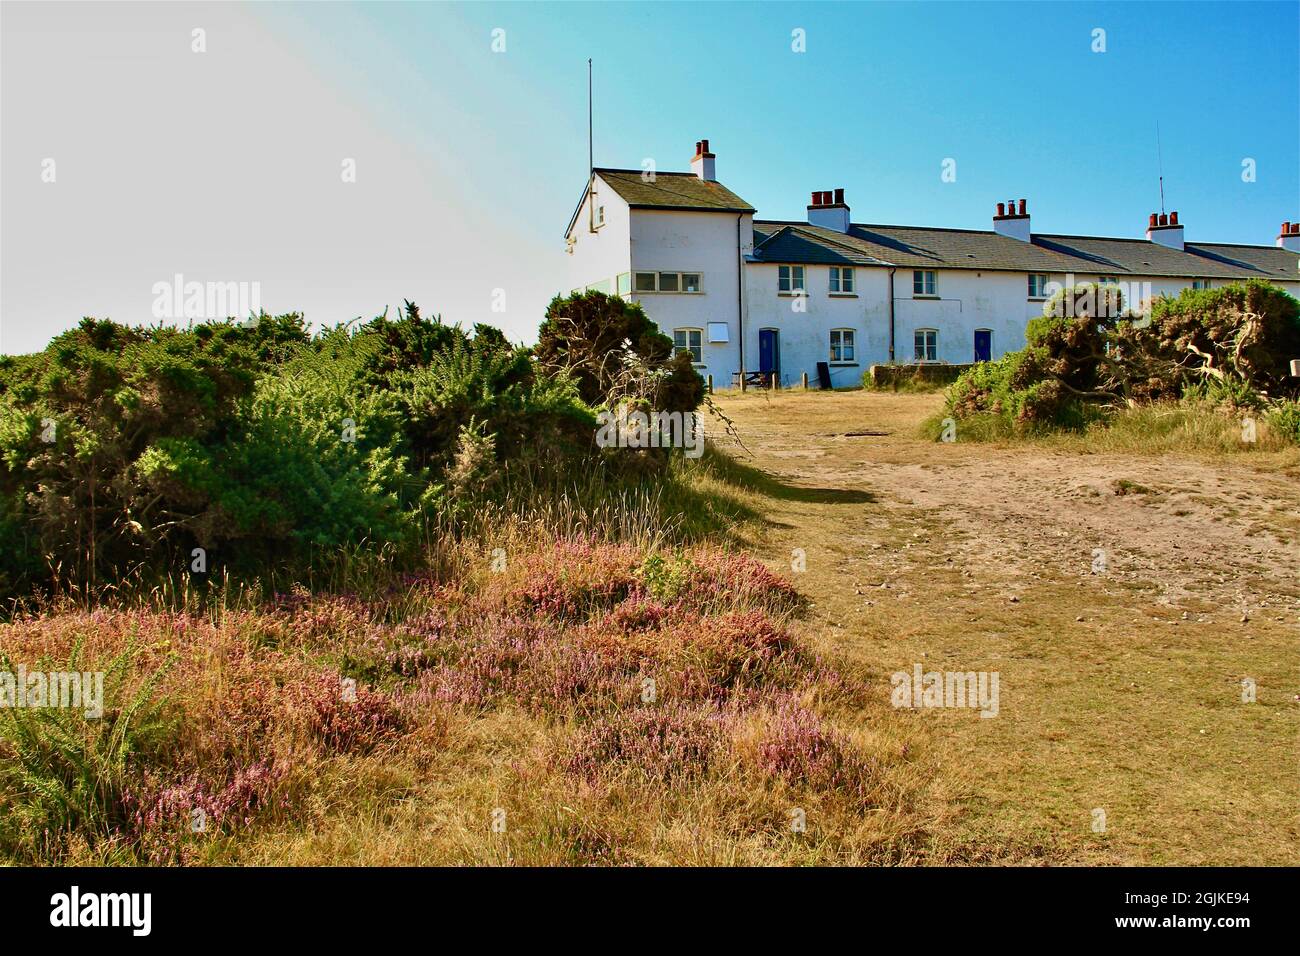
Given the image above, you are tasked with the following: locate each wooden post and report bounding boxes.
[770,373,778,393]
[707,373,713,394]
[1291,358,1300,377]
[739,374,747,393]
[801,371,808,390]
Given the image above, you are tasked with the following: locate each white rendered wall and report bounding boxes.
[626,208,750,380]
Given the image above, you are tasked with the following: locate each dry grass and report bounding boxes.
[713,387,1300,865]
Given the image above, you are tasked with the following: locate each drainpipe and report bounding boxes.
[736,213,746,385]
[887,267,896,363]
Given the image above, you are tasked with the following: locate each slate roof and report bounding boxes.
[565,169,756,237]
[753,220,1299,283]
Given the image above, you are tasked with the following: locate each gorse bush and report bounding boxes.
[0,302,637,602]
[943,280,1300,439]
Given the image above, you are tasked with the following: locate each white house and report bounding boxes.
[565,139,1300,389]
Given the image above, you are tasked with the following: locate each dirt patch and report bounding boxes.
[711,388,1300,865]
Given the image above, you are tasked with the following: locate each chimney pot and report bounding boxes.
[834,187,844,205]
[1293,223,1300,235]
[1169,211,1179,226]
[701,139,709,154]
[997,202,1006,217]
[1159,213,1168,226]
[823,191,833,205]
[1018,199,1027,216]
[1282,222,1290,235]
[811,191,820,207]
[1149,213,1158,228]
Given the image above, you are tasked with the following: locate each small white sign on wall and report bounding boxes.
[707,322,730,343]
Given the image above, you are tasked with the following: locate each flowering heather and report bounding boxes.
[561,705,725,785]
[294,670,406,754]
[0,537,898,865]
[416,614,636,714]
[641,549,804,616]
[491,538,642,621]
[753,697,877,808]
[123,759,289,864]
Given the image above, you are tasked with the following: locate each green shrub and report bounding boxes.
[534,291,703,414]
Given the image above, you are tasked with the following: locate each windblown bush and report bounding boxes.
[945,280,1300,436]
[534,290,703,414]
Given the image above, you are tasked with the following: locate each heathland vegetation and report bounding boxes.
[0,292,913,865]
[936,279,1300,449]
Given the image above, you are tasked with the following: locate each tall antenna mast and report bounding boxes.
[1156,121,1166,215]
[587,58,593,175]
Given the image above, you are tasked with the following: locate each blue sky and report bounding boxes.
[2,1,1297,351]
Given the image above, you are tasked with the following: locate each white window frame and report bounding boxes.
[913,270,937,297]
[778,265,806,294]
[1097,275,1120,286]
[830,328,856,364]
[634,271,657,292]
[680,272,702,294]
[914,328,938,363]
[1192,279,1212,290]
[1028,273,1048,299]
[829,266,855,294]
[673,328,704,364]
[594,205,605,228]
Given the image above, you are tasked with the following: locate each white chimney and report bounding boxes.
[1276,221,1300,253]
[1146,211,1184,251]
[992,198,1031,241]
[807,188,850,233]
[690,139,716,182]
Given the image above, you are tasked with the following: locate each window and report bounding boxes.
[616,272,632,295]
[913,270,937,296]
[830,329,856,363]
[914,329,938,362]
[595,205,605,227]
[778,265,806,293]
[1193,279,1212,290]
[633,271,700,293]
[1097,275,1120,286]
[1028,274,1048,298]
[673,328,703,364]
[830,267,855,294]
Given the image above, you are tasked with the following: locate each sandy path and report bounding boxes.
[715,388,1300,864]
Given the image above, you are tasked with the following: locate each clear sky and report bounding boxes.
[2,0,1297,354]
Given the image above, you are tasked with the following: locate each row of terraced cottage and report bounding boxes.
[564,139,1300,389]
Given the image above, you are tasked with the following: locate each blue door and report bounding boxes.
[758,329,779,373]
[974,329,992,362]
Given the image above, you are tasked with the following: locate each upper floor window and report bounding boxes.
[1028,274,1049,298]
[633,271,702,294]
[830,267,855,294]
[914,328,938,362]
[673,328,703,364]
[594,205,605,228]
[778,265,806,293]
[830,329,856,363]
[913,270,937,296]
